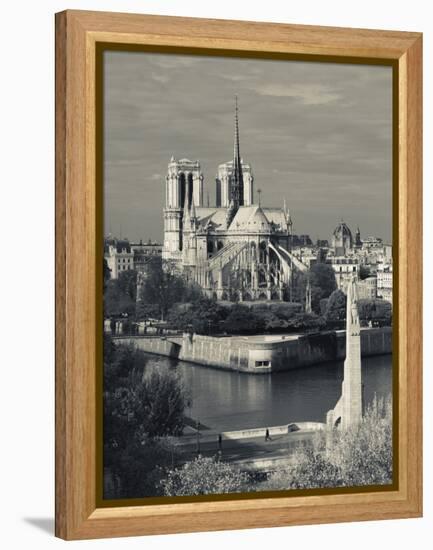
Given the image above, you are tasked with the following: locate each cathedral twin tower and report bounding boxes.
[162,97,293,302]
[163,97,254,259]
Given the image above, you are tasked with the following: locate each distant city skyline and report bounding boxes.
[104,51,393,243]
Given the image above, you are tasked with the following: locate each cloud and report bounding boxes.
[220,73,249,82]
[103,51,392,242]
[254,83,341,105]
[148,54,199,70]
[151,73,170,84]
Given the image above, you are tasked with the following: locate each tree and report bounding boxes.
[104,358,187,446]
[140,257,199,320]
[104,270,138,318]
[135,370,188,438]
[324,289,347,322]
[266,302,302,320]
[359,264,371,280]
[160,455,248,496]
[357,299,392,326]
[103,339,189,497]
[283,269,307,304]
[117,269,138,301]
[105,437,180,499]
[136,302,161,321]
[309,263,337,313]
[286,312,326,332]
[103,338,145,393]
[223,304,266,335]
[167,298,227,334]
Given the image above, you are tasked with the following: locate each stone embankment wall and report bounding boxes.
[115,327,392,374]
[179,327,392,373]
[115,336,181,359]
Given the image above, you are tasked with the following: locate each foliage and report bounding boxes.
[357,299,392,325]
[308,263,337,313]
[324,289,347,322]
[104,269,138,318]
[285,312,326,332]
[222,304,266,335]
[136,302,161,321]
[316,248,328,263]
[263,395,393,491]
[139,257,202,320]
[359,264,372,280]
[105,437,179,499]
[104,338,146,394]
[319,298,329,316]
[328,395,393,486]
[167,298,228,334]
[160,455,249,496]
[167,299,322,335]
[103,336,188,498]
[283,270,307,304]
[266,302,302,318]
[117,269,138,301]
[135,371,188,438]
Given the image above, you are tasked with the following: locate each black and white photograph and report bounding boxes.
[102,50,394,500]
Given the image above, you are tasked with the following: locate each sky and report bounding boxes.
[104,51,393,244]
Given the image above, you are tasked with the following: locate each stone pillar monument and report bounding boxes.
[326,277,362,430]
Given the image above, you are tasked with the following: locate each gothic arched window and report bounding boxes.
[187,173,194,206]
[179,173,186,209]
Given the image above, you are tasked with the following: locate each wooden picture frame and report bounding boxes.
[55,9,422,540]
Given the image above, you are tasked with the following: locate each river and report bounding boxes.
[142,353,392,433]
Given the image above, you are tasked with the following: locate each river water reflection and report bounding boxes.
[143,353,392,433]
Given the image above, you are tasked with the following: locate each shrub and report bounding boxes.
[223,304,265,334]
[160,455,248,496]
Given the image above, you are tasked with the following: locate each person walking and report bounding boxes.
[265,428,271,441]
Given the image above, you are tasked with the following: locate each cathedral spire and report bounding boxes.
[231,95,244,208]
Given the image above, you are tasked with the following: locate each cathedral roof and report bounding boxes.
[193,205,287,234]
[229,205,272,232]
[195,207,229,231]
[262,208,288,231]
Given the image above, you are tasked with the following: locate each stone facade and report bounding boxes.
[104,240,134,279]
[377,264,393,303]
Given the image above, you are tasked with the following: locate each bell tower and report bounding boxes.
[163,156,204,262]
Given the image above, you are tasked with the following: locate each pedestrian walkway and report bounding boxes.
[174,424,324,467]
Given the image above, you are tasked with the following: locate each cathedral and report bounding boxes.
[162,97,299,301]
